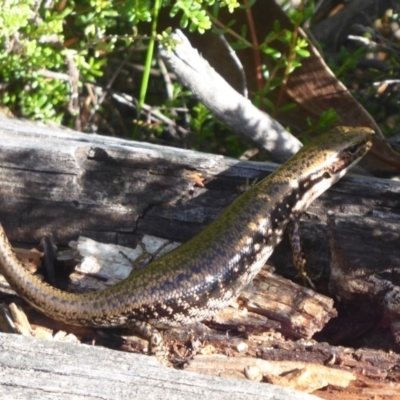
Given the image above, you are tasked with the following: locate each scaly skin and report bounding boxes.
[0,126,374,363]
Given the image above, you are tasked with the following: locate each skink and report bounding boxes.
[0,126,374,364]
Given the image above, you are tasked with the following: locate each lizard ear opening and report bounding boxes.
[323,171,331,179]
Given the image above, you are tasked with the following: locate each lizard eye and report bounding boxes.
[346,144,360,155]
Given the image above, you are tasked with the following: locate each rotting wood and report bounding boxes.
[185,350,400,399]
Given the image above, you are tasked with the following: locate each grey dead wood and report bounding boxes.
[0,332,322,399]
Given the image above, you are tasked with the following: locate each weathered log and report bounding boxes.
[0,332,322,399]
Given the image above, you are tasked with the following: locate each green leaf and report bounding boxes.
[279,102,296,112]
[295,47,310,58]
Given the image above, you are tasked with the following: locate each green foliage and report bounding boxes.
[0,0,120,122]
[306,109,339,136]
[0,0,35,37]
[284,0,315,25]
[170,1,212,33]
[335,46,367,78]
[138,0,162,122]
[0,0,239,124]
[256,2,313,115]
[189,102,246,157]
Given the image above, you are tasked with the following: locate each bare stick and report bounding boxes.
[159,30,302,163]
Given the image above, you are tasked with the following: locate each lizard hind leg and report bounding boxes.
[287,217,316,290]
[126,319,172,367]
